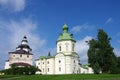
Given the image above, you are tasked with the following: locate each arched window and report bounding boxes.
[65,43,69,51]
[58,43,62,51]
[66,45,68,51]
[74,60,75,63]
[48,68,49,72]
[20,54,22,57]
[27,55,29,58]
[59,67,61,71]
[72,44,74,51]
[47,61,49,64]
[59,46,61,51]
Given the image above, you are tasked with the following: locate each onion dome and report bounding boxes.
[57,24,76,42]
[16,36,32,52]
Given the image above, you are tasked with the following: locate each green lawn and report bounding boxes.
[0,74,120,80]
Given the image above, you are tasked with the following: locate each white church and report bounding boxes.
[35,24,93,74]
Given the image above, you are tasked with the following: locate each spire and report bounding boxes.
[63,24,68,33]
[48,52,51,56]
[21,35,28,45]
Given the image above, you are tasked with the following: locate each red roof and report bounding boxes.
[9,49,33,55]
[11,62,32,67]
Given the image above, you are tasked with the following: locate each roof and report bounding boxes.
[37,52,79,60]
[57,24,76,42]
[11,62,32,67]
[9,49,33,55]
[81,64,90,69]
[17,44,32,50]
[39,56,54,59]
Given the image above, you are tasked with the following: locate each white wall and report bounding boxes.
[4,61,10,69]
[9,53,33,65]
[55,53,65,74]
[57,41,75,55]
[35,58,55,75]
[46,58,55,74]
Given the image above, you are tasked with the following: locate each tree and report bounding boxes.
[93,62,100,74]
[87,39,101,74]
[110,56,120,74]
[87,29,116,74]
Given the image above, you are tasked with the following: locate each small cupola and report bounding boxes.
[21,35,28,45]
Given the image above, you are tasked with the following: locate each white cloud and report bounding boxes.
[71,23,95,34]
[70,26,82,33]
[0,0,25,12]
[105,17,113,24]
[75,36,93,64]
[114,48,120,57]
[7,19,46,52]
[0,18,46,69]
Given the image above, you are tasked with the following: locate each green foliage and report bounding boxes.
[110,57,120,74]
[87,29,118,74]
[93,62,100,74]
[1,66,39,75]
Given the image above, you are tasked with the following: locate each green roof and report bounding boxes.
[39,56,54,59]
[81,64,90,69]
[57,24,76,42]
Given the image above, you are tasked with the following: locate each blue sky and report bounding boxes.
[0,0,120,70]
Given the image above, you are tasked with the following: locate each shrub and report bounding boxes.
[2,66,39,75]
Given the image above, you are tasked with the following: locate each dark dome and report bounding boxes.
[15,49,28,54]
[17,44,31,50]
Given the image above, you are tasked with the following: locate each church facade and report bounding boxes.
[35,24,93,74]
[5,36,33,69]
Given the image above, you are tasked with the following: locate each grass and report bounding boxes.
[0,74,120,80]
[0,75,22,79]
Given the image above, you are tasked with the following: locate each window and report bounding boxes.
[43,62,44,64]
[59,67,61,71]
[59,46,61,51]
[43,68,44,72]
[47,61,49,64]
[20,54,22,57]
[58,43,62,51]
[48,68,49,72]
[38,63,40,65]
[65,43,69,51]
[27,55,29,58]
[74,60,75,63]
[66,45,68,51]
[13,55,15,57]
[72,44,74,51]
[59,60,61,63]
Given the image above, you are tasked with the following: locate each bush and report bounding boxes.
[2,66,39,75]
